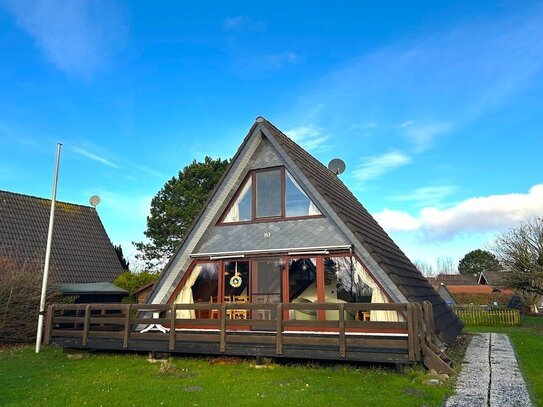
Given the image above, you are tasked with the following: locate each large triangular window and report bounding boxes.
[221,167,321,223]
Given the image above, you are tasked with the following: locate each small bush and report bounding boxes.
[0,255,59,343]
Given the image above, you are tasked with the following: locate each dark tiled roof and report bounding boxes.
[0,190,124,284]
[428,273,479,286]
[263,119,463,344]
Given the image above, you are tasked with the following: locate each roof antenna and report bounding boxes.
[89,195,101,207]
[328,158,346,175]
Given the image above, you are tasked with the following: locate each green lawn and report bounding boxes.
[464,316,543,406]
[0,346,453,407]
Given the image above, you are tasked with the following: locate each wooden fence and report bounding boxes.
[453,307,520,326]
[44,301,454,374]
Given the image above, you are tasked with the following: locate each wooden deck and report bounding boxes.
[45,301,454,373]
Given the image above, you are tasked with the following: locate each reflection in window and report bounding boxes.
[255,170,282,218]
[325,256,372,303]
[285,172,321,217]
[288,258,318,320]
[174,262,218,319]
[223,177,252,222]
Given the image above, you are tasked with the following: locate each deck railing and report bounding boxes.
[44,301,453,373]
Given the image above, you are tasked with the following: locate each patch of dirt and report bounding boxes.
[403,387,427,398]
[445,334,472,367]
[205,356,246,365]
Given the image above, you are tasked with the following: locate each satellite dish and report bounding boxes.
[89,195,101,207]
[328,158,346,175]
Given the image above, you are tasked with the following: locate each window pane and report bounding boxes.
[255,170,281,218]
[288,258,318,320]
[224,261,249,299]
[223,177,252,222]
[285,171,320,217]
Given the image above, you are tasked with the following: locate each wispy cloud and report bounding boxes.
[353,151,411,181]
[289,5,543,152]
[222,16,266,32]
[72,147,119,169]
[374,184,543,240]
[262,52,302,69]
[4,0,128,77]
[390,185,458,207]
[285,126,330,152]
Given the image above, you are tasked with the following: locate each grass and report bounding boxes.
[0,346,454,407]
[464,315,543,406]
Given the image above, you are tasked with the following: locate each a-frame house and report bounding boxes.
[147,117,462,345]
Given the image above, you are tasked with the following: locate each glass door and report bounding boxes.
[250,258,282,329]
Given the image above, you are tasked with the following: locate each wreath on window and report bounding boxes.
[229,263,243,288]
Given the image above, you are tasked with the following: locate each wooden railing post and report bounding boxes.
[338,303,346,358]
[276,303,283,355]
[220,303,227,353]
[406,304,415,361]
[82,304,92,347]
[169,303,176,351]
[44,305,54,345]
[123,304,131,349]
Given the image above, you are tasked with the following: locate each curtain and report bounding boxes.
[354,260,400,322]
[223,178,252,222]
[174,265,203,319]
[286,171,321,216]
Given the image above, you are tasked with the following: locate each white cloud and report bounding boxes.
[373,209,421,232]
[353,151,411,181]
[4,0,127,76]
[285,126,330,151]
[72,147,119,169]
[373,184,543,240]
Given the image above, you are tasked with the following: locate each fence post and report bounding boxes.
[44,305,54,345]
[220,303,227,353]
[82,304,92,347]
[338,303,346,358]
[406,304,416,361]
[276,303,283,355]
[123,304,131,349]
[169,303,176,351]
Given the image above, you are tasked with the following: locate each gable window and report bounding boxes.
[221,167,321,223]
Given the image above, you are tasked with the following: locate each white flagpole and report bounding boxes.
[35,143,62,353]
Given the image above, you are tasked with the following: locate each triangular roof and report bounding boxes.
[148,117,462,344]
[0,190,124,284]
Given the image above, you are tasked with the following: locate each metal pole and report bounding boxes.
[35,143,62,353]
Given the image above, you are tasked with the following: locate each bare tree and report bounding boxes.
[492,217,543,312]
[436,256,456,274]
[414,259,435,277]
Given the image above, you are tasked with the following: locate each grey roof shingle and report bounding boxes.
[0,190,124,284]
[263,119,463,344]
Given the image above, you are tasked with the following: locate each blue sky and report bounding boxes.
[1,1,542,272]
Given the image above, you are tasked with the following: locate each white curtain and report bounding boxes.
[223,178,252,222]
[286,171,321,216]
[354,260,400,322]
[174,265,203,319]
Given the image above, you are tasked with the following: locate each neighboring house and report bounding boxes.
[429,271,511,308]
[427,273,478,286]
[0,190,125,302]
[134,282,154,304]
[147,117,462,344]
[445,285,513,307]
[436,283,457,307]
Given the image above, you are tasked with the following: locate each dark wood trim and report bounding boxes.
[216,214,325,227]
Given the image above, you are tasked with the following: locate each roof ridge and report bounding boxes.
[0,189,94,210]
